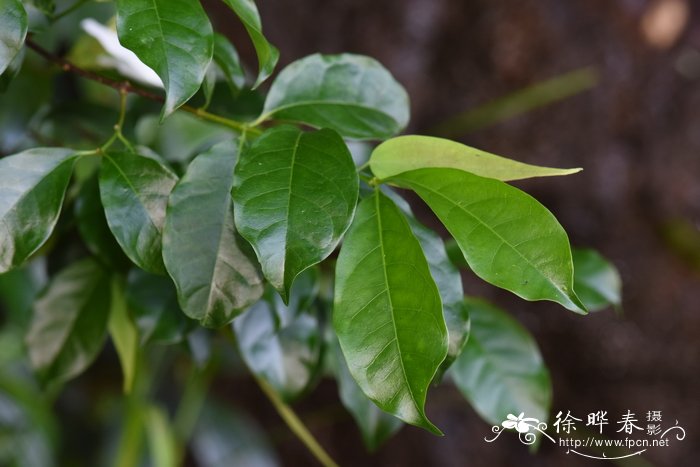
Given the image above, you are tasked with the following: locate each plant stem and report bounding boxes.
[253,374,340,467]
[53,0,91,21]
[24,37,260,135]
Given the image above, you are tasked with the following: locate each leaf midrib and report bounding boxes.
[373,192,421,415]
[403,177,573,304]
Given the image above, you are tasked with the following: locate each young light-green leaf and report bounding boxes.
[163,140,264,328]
[0,148,77,273]
[334,190,447,434]
[232,126,358,303]
[389,168,586,313]
[115,0,214,118]
[450,298,552,426]
[108,277,139,394]
[99,151,178,275]
[573,248,622,312]
[221,0,279,88]
[261,54,410,139]
[0,0,27,75]
[371,135,581,182]
[25,258,111,387]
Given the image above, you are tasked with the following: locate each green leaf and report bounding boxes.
[261,54,410,139]
[99,151,178,274]
[371,135,581,182]
[25,258,111,387]
[0,259,46,329]
[0,148,78,273]
[125,269,193,345]
[331,339,403,451]
[213,32,246,92]
[75,176,131,270]
[573,248,622,312]
[234,269,323,401]
[193,401,279,467]
[115,0,214,118]
[232,126,358,302]
[144,405,177,467]
[220,0,278,88]
[450,298,551,426]
[383,188,470,377]
[333,190,447,434]
[389,168,586,313]
[163,140,263,327]
[108,277,139,394]
[0,0,28,76]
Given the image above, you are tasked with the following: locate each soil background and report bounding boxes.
[204,1,700,466]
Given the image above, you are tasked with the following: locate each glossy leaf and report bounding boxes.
[371,135,581,182]
[213,33,246,92]
[125,269,193,345]
[75,176,130,270]
[0,0,27,74]
[261,54,410,139]
[384,188,470,376]
[389,168,586,313]
[234,270,323,401]
[221,0,278,88]
[99,151,178,274]
[0,148,77,273]
[163,140,263,327]
[331,339,403,450]
[232,126,358,302]
[25,258,111,387]
[0,259,46,329]
[334,190,447,434]
[450,298,551,426]
[115,0,214,118]
[0,0,27,75]
[572,248,622,311]
[108,277,139,393]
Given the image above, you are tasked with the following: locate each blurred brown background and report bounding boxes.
[202,0,700,465]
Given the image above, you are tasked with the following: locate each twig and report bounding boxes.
[24,37,260,135]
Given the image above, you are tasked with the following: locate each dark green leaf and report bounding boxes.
[26,0,54,16]
[232,126,358,302]
[125,269,193,345]
[75,176,131,270]
[261,54,410,139]
[450,298,551,426]
[163,140,263,327]
[573,248,622,311]
[0,259,46,329]
[234,270,323,401]
[25,258,111,387]
[220,0,278,88]
[193,401,279,467]
[213,33,246,92]
[0,0,28,76]
[99,151,178,274]
[333,190,447,434]
[384,188,470,377]
[370,135,582,181]
[389,168,586,313]
[115,0,214,118]
[0,47,24,92]
[331,339,403,451]
[135,113,232,165]
[0,148,77,273]
[108,277,139,393]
